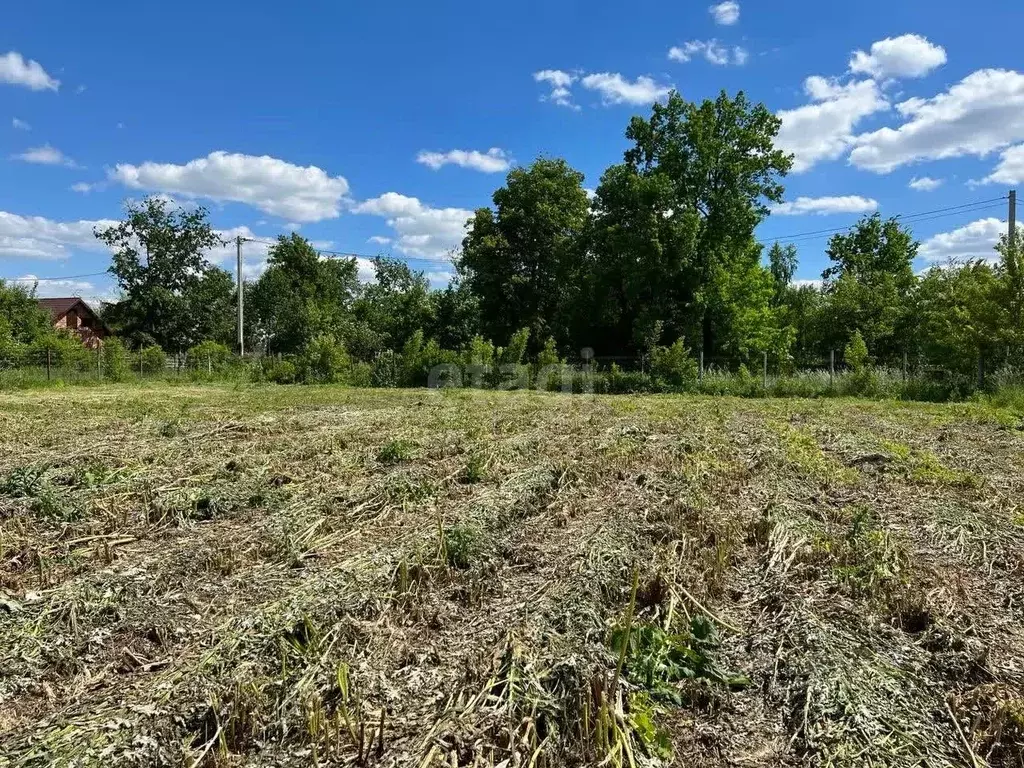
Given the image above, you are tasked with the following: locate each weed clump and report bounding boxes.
[376,439,414,465]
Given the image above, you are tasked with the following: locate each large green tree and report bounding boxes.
[96,197,231,352]
[459,157,590,353]
[588,90,792,359]
[248,234,360,354]
[820,213,917,362]
[352,257,434,355]
[0,281,51,343]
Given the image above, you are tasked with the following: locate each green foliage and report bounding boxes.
[370,350,402,388]
[459,158,589,353]
[845,331,870,372]
[297,335,350,384]
[650,338,698,388]
[0,281,51,343]
[441,524,479,569]
[377,439,414,465]
[101,337,131,382]
[96,197,229,352]
[139,344,167,374]
[187,340,232,372]
[610,614,748,704]
[264,359,297,384]
[248,233,360,355]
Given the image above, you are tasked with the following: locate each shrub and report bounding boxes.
[101,337,131,382]
[139,345,167,375]
[371,349,401,388]
[843,331,877,395]
[650,338,698,389]
[187,341,232,373]
[297,335,349,384]
[265,359,297,384]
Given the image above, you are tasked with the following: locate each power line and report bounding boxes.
[774,198,1007,246]
[770,195,1009,245]
[2,271,109,283]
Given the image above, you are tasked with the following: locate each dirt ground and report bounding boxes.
[1,384,1022,767]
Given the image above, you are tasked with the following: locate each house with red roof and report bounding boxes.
[37,298,108,348]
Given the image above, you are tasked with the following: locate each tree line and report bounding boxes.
[1,89,1022,395]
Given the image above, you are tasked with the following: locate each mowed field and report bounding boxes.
[1,385,1022,768]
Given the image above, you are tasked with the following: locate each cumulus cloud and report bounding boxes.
[770,195,878,216]
[70,182,96,193]
[909,176,943,191]
[8,275,105,301]
[919,217,1005,263]
[580,72,673,106]
[353,192,472,260]
[849,34,946,80]
[709,1,739,25]
[0,210,118,261]
[14,144,78,167]
[849,69,1024,173]
[110,151,351,222]
[0,51,59,91]
[776,76,888,172]
[416,147,511,173]
[368,235,392,245]
[668,40,748,66]
[534,69,578,109]
[12,117,30,131]
[977,143,1024,185]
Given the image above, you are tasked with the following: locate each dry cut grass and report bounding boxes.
[0,384,1022,767]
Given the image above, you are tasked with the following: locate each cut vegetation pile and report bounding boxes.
[1,385,1022,767]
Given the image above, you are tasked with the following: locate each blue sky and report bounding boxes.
[3,0,1023,302]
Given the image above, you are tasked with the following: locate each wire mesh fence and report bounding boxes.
[1,346,1022,402]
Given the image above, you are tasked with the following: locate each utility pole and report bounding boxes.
[1010,190,1017,245]
[236,235,244,357]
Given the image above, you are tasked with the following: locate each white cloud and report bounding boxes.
[770,195,878,216]
[580,72,673,106]
[977,143,1024,185]
[534,69,579,109]
[368,235,392,245]
[919,217,1005,263]
[353,192,472,260]
[70,182,96,193]
[14,144,79,167]
[850,69,1024,173]
[849,34,946,80]
[356,258,376,283]
[0,51,59,91]
[0,211,118,261]
[908,176,943,191]
[776,76,888,172]
[709,1,739,25]
[110,151,351,222]
[416,147,511,173]
[12,117,30,131]
[9,274,102,300]
[792,278,824,289]
[668,40,747,66]
[424,270,455,288]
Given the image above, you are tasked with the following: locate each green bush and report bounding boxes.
[265,359,297,384]
[297,335,349,384]
[32,332,93,372]
[371,349,401,387]
[187,341,232,372]
[843,331,878,395]
[139,345,167,375]
[650,338,698,388]
[101,338,131,382]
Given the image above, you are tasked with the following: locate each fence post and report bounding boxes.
[139,351,144,378]
[96,346,102,380]
[902,351,908,382]
[829,349,835,388]
[762,351,768,390]
[207,355,212,375]
[977,353,985,390]
[698,349,704,383]
[46,349,51,381]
